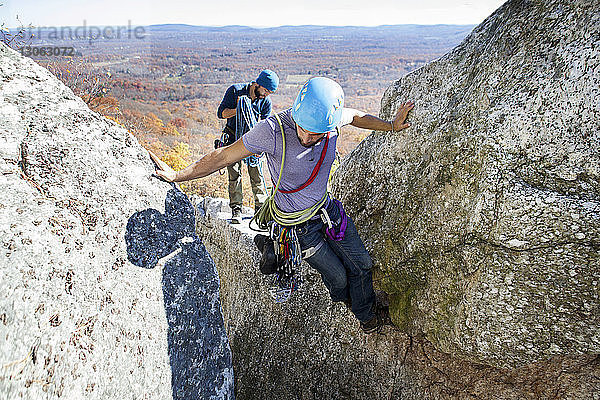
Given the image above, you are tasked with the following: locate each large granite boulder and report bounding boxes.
[195,197,600,400]
[0,43,233,399]
[333,0,600,369]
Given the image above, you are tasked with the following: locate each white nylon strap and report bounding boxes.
[302,240,324,259]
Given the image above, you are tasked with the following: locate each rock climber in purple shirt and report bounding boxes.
[151,77,414,333]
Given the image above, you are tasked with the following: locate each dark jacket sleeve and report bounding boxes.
[217,85,237,119]
[260,97,272,120]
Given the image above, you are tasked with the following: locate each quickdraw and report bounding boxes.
[267,223,303,303]
[266,199,348,303]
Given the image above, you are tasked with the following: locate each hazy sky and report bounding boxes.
[2,0,506,28]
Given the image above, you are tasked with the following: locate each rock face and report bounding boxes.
[0,44,233,399]
[333,0,600,369]
[196,197,600,400]
[194,0,599,398]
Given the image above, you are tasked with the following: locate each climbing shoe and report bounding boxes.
[374,290,394,327]
[360,315,384,334]
[253,234,280,275]
[231,208,242,224]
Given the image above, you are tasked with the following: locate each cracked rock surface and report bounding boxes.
[333,0,600,369]
[195,196,600,400]
[0,43,233,399]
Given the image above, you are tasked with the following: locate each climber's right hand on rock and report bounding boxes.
[148,150,177,182]
[392,101,415,131]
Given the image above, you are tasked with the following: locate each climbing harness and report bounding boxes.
[250,113,340,303]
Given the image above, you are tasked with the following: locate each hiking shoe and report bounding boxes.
[374,290,394,327]
[360,315,384,334]
[254,234,279,275]
[359,291,394,333]
[230,208,242,224]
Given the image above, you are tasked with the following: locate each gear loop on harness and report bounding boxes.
[324,199,348,242]
[267,223,303,303]
[320,207,333,230]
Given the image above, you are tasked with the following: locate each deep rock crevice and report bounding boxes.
[195,196,599,399]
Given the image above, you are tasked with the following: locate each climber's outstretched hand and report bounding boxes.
[148,150,177,182]
[392,101,415,131]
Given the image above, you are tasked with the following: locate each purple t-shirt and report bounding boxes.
[242,108,345,213]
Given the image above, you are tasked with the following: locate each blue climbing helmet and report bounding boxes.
[291,77,344,134]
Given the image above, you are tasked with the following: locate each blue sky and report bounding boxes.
[2,0,506,28]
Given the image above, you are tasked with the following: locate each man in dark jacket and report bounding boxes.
[217,69,279,223]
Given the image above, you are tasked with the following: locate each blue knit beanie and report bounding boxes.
[256,69,279,92]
